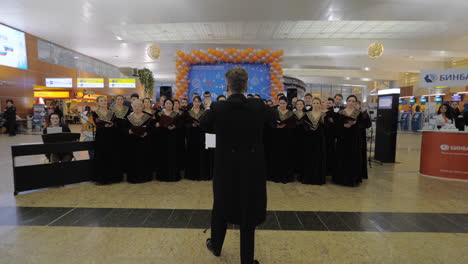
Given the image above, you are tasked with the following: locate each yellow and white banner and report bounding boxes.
[77,78,104,88]
[109,78,136,88]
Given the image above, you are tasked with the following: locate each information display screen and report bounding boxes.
[46,78,73,88]
[420,97,427,103]
[452,94,462,101]
[77,78,104,88]
[409,97,416,104]
[109,78,136,88]
[434,96,443,103]
[378,95,393,109]
[0,24,28,70]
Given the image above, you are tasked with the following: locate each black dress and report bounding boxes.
[125,112,153,183]
[155,111,181,182]
[91,110,122,184]
[301,111,327,185]
[324,108,338,176]
[332,109,364,187]
[270,109,295,183]
[145,109,160,173]
[184,109,211,180]
[292,111,307,180]
[112,105,131,174]
[4,106,16,136]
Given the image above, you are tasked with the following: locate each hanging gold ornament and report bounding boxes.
[368,42,384,58]
[147,44,161,59]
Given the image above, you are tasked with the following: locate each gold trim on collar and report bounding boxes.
[306,111,325,131]
[127,113,150,126]
[159,111,178,118]
[96,109,114,122]
[112,106,129,119]
[189,109,205,120]
[294,111,305,119]
[277,109,293,121]
[339,109,360,119]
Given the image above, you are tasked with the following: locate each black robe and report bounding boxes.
[155,111,181,182]
[184,109,211,180]
[269,109,295,183]
[145,109,160,173]
[91,110,122,184]
[301,111,327,185]
[324,108,338,175]
[359,111,372,179]
[112,105,131,173]
[332,109,365,187]
[175,110,187,174]
[292,111,307,180]
[200,95,273,227]
[124,112,153,183]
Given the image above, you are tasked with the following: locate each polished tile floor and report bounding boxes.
[0,129,468,263]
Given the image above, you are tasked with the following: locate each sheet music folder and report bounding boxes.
[41,133,81,144]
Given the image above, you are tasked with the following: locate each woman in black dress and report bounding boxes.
[4,99,16,136]
[125,100,153,183]
[184,96,210,180]
[301,98,327,185]
[112,95,131,174]
[293,100,307,180]
[143,98,156,116]
[324,97,338,176]
[332,95,365,187]
[91,96,122,185]
[356,100,372,179]
[155,99,181,182]
[270,96,295,183]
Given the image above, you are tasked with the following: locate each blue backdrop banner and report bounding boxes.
[188,63,271,101]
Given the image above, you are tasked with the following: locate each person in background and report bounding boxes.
[181,98,189,111]
[184,96,208,180]
[217,95,227,101]
[267,100,274,107]
[53,101,64,120]
[143,98,156,116]
[333,94,345,113]
[435,104,453,129]
[129,93,140,110]
[288,97,298,111]
[4,99,16,136]
[80,105,95,159]
[304,93,313,112]
[157,96,167,111]
[43,113,73,163]
[355,100,372,180]
[203,91,213,109]
[450,101,465,131]
[187,93,200,110]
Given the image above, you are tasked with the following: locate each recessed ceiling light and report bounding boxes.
[345,77,351,80]
[361,78,372,81]
[364,67,370,71]
[73,56,79,59]
[120,43,128,47]
[116,36,122,41]
[405,72,409,75]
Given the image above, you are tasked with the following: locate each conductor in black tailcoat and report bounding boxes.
[200,67,273,264]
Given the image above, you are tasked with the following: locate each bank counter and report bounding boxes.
[420,130,468,181]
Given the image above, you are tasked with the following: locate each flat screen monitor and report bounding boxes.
[378,95,393,109]
[0,24,28,70]
[46,78,73,88]
[409,97,416,104]
[452,94,462,101]
[109,78,136,88]
[420,97,427,103]
[434,96,443,103]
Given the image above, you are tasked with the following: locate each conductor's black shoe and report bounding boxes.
[254,260,260,264]
[206,238,220,257]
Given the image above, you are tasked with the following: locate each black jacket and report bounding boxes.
[200,94,274,226]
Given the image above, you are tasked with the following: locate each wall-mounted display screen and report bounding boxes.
[434,96,443,102]
[409,97,416,104]
[420,97,427,103]
[378,95,393,109]
[0,24,28,70]
[109,78,136,88]
[46,78,73,88]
